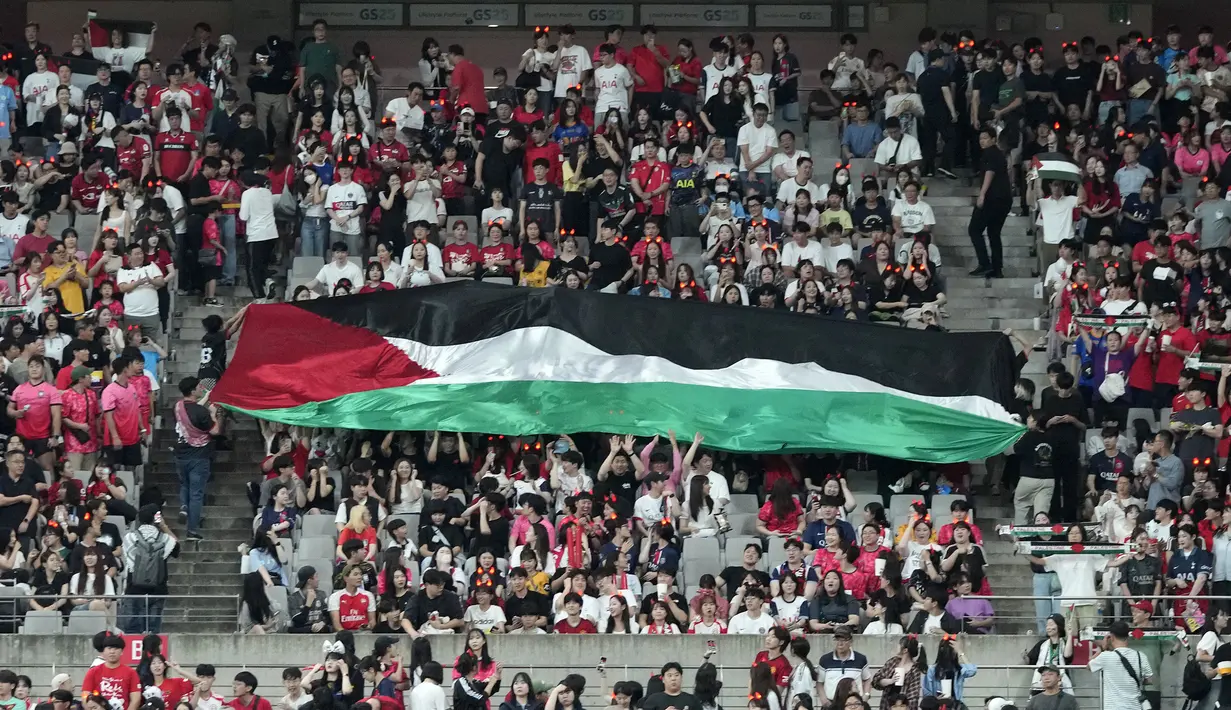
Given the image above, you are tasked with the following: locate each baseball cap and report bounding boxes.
[71,366,91,383]
[58,142,79,155]
[221,88,238,101]
[833,626,853,639]
[1131,599,1153,613]
[460,106,476,117]
[296,565,317,587]
[643,471,668,484]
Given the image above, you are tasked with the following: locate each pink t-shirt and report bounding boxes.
[1175,147,1212,177]
[101,380,142,446]
[12,380,61,439]
[508,514,556,548]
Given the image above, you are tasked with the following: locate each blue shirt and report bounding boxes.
[1119,194,1158,243]
[802,518,856,549]
[1114,163,1154,199]
[1074,332,1102,388]
[842,123,883,158]
[0,86,16,140]
[922,664,978,701]
[552,122,589,148]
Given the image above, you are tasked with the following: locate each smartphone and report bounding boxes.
[596,657,607,672]
[706,640,716,654]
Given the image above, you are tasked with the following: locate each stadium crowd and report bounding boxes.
[5,8,1231,710]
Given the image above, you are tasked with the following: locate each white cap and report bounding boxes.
[50,673,71,690]
[987,698,1014,710]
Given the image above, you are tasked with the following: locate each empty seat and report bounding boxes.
[301,515,338,541]
[21,609,63,635]
[728,494,759,514]
[725,512,758,536]
[66,609,108,635]
[763,541,789,570]
[680,537,720,586]
[851,492,883,514]
[1126,408,1157,431]
[295,536,336,563]
[292,256,324,278]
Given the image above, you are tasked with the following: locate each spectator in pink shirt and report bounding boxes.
[638,432,683,493]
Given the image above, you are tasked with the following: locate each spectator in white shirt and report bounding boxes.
[408,662,448,710]
[737,103,778,190]
[306,241,363,295]
[781,222,824,279]
[728,586,776,634]
[874,117,923,179]
[384,82,425,144]
[828,35,866,92]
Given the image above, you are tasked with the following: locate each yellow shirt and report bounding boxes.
[42,262,87,313]
[526,570,551,594]
[562,161,583,194]
[820,208,853,231]
[520,261,551,288]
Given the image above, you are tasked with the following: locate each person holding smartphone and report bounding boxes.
[118,502,179,633]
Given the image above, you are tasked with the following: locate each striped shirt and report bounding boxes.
[1088,647,1152,710]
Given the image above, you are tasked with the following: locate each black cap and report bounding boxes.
[221,88,239,101]
[297,565,317,586]
[862,176,880,191]
[927,48,946,63]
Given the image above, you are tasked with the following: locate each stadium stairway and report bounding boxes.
[150,286,263,633]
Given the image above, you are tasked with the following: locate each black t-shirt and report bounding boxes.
[427,452,471,491]
[520,182,562,232]
[188,173,214,216]
[971,69,1004,120]
[718,565,771,600]
[903,281,941,308]
[1088,451,1132,492]
[470,514,510,558]
[1020,69,1054,121]
[1039,393,1089,457]
[174,400,214,456]
[405,590,465,628]
[0,473,36,530]
[198,330,227,378]
[703,96,744,137]
[86,81,124,118]
[1052,65,1094,110]
[35,167,76,212]
[915,66,951,111]
[852,198,891,233]
[596,186,636,222]
[1139,258,1181,307]
[638,591,687,619]
[601,468,640,506]
[643,691,702,710]
[589,240,632,289]
[979,146,1012,205]
[248,45,297,95]
[504,590,550,620]
[1120,554,1162,598]
[480,134,523,193]
[583,156,620,199]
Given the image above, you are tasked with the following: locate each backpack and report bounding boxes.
[1181,654,1211,704]
[130,533,168,588]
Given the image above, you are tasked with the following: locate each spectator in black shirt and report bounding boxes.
[1053,43,1094,120]
[248,36,295,148]
[188,157,220,217]
[917,49,959,180]
[1039,371,1089,520]
[641,663,701,710]
[405,569,465,633]
[0,449,38,540]
[225,104,266,171]
[504,568,549,631]
[86,65,124,118]
[475,124,525,206]
[968,128,1012,277]
[588,219,634,291]
[1087,425,1133,495]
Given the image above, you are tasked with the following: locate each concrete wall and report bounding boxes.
[0,634,1188,708]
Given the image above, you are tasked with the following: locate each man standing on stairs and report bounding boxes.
[916,49,959,180]
[968,127,1012,278]
[119,503,179,633]
[174,376,220,541]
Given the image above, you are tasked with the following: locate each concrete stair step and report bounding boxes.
[937,245,1035,258]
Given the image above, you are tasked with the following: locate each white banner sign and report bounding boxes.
[297,2,404,26]
[638,5,749,27]
[523,5,634,26]
[754,4,833,27]
[407,4,519,26]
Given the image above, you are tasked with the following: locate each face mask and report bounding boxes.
[304,172,317,185]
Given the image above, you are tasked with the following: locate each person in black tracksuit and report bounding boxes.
[916,49,959,179]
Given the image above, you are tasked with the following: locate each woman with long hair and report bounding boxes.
[922,636,977,702]
[700,77,742,157]
[748,661,782,710]
[681,475,719,538]
[239,571,285,634]
[499,672,539,710]
[604,594,639,634]
[453,628,501,690]
[387,457,424,515]
[248,525,290,586]
[1025,613,1075,694]
[786,636,817,709]
[756,478,805,537]
[62,547,115,623]
[871,636,927,710]
[1082,157,1121,243]
[808,570,860,630]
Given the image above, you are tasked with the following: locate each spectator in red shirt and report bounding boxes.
[553,592,598,633]
[82,635,142,710]
[71,155,112,216]
[1136,303,1198,408]
[154,108,200,188]
[114,127,152,181]
[592,26,628,65]
[369,120,410,175]
[13,211,55,270]
[330,563,377,631]
[447,45,488,125]
[477,224,515,279]
[226,673,272,710]
[671,41,703,100]
[629,137,672,217]
[523,122,563,186]
[442,221,480,277]
[629,26,671,119]
[180,64,214,135]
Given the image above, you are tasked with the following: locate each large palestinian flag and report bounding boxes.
[210,283,1025,462]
